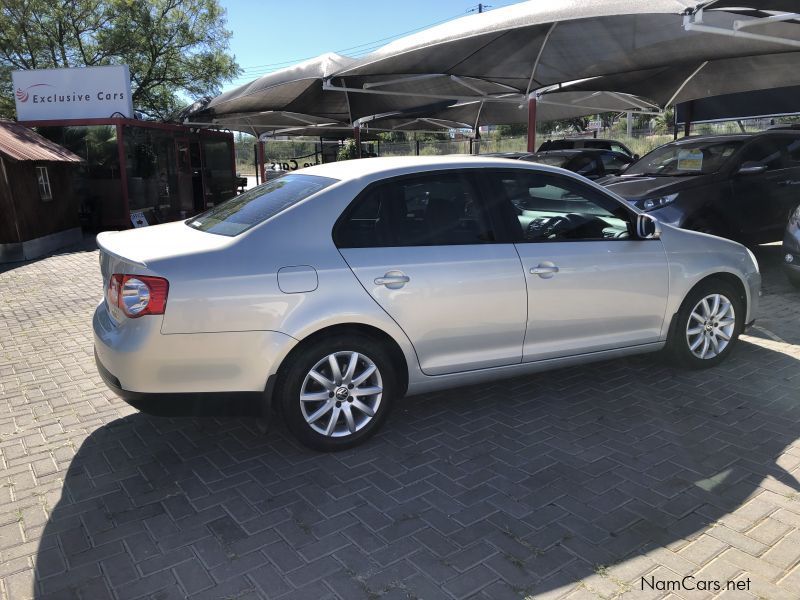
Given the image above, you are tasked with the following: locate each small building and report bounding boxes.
[26,118,237,232]
[0,120,83,262]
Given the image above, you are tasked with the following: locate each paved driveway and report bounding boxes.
[1,242,799,600]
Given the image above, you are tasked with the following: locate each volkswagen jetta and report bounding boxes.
[94,157,760,450]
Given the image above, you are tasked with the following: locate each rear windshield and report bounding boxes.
[526,154,571,167]
[187,174,337,236]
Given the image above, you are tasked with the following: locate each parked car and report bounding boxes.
[94,156,760,451]
[784,204,800,288]
[538,137,637,159]
[601,131,800,245]
[527,149,634,180]
[483,149,633,180]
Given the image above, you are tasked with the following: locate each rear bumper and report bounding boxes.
[95,349,268,416]
[93,301,297,395]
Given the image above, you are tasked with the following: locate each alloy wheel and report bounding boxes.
[685,293,736,360]
[299,351,383,437]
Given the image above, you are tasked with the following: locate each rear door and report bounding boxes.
[482,169,669,362]
[334,171,527,376]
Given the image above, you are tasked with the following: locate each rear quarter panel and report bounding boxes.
[154,179,422,378]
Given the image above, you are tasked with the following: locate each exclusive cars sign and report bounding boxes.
[12,65,133,121]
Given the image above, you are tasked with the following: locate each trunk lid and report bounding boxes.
[96,221,233,267]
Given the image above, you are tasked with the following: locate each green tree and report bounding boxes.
[0,0,239,119]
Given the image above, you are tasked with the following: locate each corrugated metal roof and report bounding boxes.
[0,120,82,163]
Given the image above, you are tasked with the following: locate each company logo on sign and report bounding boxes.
[16,84,54,103]
[12,66,133,121]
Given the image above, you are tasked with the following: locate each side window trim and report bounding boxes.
[478,167,638,244]
[333,168,499,249]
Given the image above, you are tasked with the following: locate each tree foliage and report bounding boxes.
[0,0,239,119]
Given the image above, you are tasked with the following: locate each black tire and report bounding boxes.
[666,278,744,369]
[275,333,397,451]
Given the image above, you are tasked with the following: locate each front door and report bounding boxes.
[334,171,527,376]
[483,169,669,362]
[732,135,800,242]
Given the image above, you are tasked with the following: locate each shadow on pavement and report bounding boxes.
[33,337,800,599]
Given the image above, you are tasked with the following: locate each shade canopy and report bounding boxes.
[411,91,660,129]
[549,50,800,109]
[187,0,800,137]
[331,0,797,100]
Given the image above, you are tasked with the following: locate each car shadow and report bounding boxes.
[33,336,800,599]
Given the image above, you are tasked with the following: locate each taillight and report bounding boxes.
[107,274,169,318]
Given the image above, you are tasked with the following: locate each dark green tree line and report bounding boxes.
[0,0,240,119]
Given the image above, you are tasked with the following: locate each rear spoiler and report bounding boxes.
[96,231,148,268]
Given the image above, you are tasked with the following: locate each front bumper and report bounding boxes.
[93,301,297,395]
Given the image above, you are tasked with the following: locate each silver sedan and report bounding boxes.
[94,156,760,450]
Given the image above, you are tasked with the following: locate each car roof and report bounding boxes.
[669,134,752,145]
[532,148,607,156]
[298,155,545,181]
[481,152,532,158]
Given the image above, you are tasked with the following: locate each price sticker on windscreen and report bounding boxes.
[677,149,704,171]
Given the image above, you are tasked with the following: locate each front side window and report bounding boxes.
[36,166,52,200]
[335,172,493,248]
[739,137,785,171]
[625,140,742,177]
[487,170,631,242]
[187,173,336,236]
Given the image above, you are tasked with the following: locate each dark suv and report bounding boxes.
[601,131,800,245]
[538,137,637,159]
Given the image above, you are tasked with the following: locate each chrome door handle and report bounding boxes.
[530,264,559,278]
[374,272,410,289]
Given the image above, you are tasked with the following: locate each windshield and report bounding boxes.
[187,173,337,236]
[624,140,742,177]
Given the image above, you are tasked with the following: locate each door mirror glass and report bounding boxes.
[636,213,661,239]
[738,161,768,176]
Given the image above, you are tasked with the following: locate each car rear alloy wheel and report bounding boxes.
[276,333,398,451]
[685,293,736,360]
[300,351,383,437]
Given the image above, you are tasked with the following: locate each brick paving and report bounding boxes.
[0,241,799,600]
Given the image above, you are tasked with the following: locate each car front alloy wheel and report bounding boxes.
[685,293,736,360]
[667,279,743,368]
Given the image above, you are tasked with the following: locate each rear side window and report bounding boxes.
[187,174,336,236]
[335,172,494,248]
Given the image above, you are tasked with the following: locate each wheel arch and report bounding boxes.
[667,271,748,339]
[276,323,410,397]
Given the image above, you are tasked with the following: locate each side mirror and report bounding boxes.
[738,161,767,176]
[636,213,661,239]
[633,154,640,161]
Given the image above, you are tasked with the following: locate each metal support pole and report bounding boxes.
[353,126,362,158]
[626,111,633,138]
[416,140,420,156]
[526,97,537,153]
[683,101,694,138]
[257,140,266,182]
[116,123,130,227]
[253,143,259,184]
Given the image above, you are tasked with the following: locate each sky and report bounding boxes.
[218,0,527,91]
